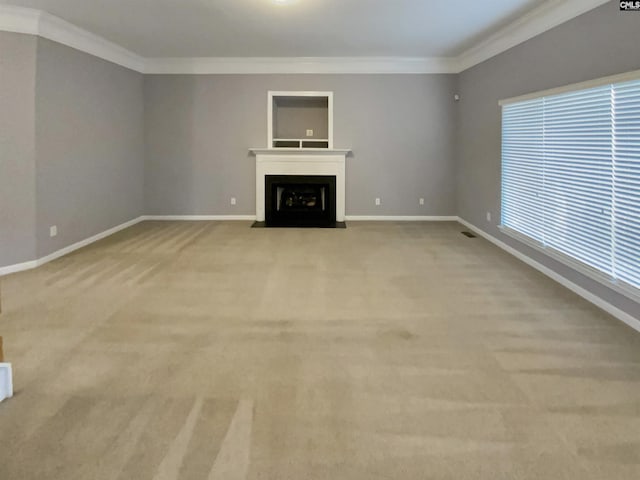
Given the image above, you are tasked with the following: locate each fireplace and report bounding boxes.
[250,145,349,224]
[265,175,336,227]
[250,90,350,224]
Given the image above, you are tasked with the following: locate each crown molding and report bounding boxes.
[456,0,611,72]
[37,11,145,72]
[0,4,40,35]
[0,5,145,72]
[0,2,610,75]
[142,56,458,74]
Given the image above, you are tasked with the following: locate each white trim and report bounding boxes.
[273,138,329,142]
[457,218,640,333]
[0,4,40,35]
[0,216,145,277]
[456,0,610,72]
[267,91,334,149]
[3,212,636,333]
[499,225,640,304]
[38,11,145,72]
[328,93,334,150]
[253,151,347,222]
[146,214,457,222]
[0,1,609,75]
[0,259,39,276]
[0,215,262,275]
[36,216,145,266]
[499,69,640,106]
[267,94,273,150]
[0,6,145,72]
[267,91,334,97]
[0,363,12,403]
[345,216,458,221]
[250,148,350,156]
[142,215,257,221]
[143,57,458,75]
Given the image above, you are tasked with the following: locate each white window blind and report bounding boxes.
[614,80,640,289]
[501,77,640,296]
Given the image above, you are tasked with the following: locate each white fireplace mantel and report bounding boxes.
[250,148,351,222]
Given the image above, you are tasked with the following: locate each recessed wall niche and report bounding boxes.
[268,91,333,149]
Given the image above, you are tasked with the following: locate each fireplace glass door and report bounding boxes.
[265,175,336,227]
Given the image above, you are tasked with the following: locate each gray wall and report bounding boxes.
[35,38,145,257]
[457,0,640,318]
[0,32,37,266]
[144,74,458,216]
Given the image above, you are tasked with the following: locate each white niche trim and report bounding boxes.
[268,91,333,150]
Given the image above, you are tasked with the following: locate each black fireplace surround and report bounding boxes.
[265,175,337,227]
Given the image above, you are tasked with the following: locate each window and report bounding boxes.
[500,73,640,299]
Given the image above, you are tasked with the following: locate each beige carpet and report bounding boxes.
[0,221,639,479]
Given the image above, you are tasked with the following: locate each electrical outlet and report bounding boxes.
[375,198,381,206]
[419,198,425,206]
[50,225,57,237]
[231,197,237,206]
[306,129,313,137]
[486,211,492,222]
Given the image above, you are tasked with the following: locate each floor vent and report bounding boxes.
[461,231,477,238]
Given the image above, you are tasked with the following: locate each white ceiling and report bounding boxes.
[0,0,551,58]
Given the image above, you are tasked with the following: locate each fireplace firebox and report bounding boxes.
[265,175,336,227]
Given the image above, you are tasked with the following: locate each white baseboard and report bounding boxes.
[37,216,145,266]
[0,260,39,276]
[3,213,637,334]
[0,214,453,275]
[142,215,257,221]
[0,363,13,403]
[0,215,257,276]
[457,218,640,333]
[146,215,457,222]
[0,216,145,277]
[345,215,458,221]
